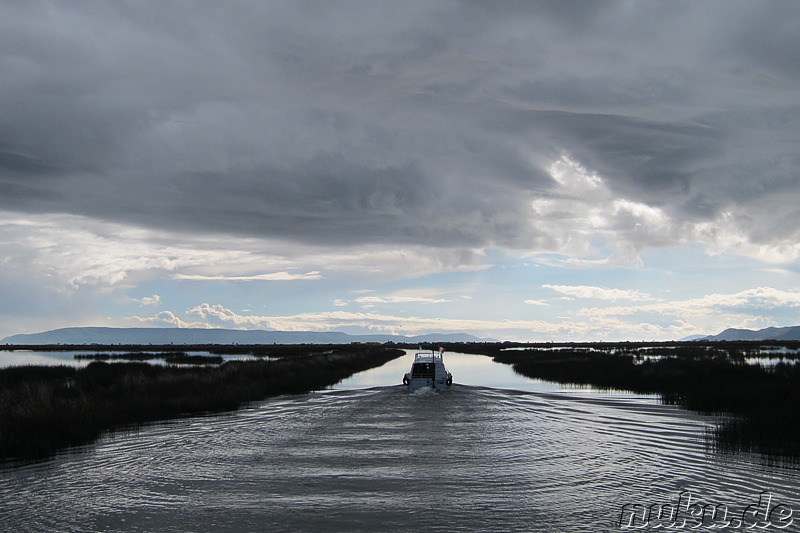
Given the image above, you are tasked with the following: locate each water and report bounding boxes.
[0,350,93,368]
[0,350,260,368]
[1,351,798,532]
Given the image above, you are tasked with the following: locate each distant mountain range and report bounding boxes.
[5,325,798,345]
[698,326,800,342]
[0,327,493,345]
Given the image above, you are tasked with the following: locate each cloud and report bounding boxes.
[0,213,181,289]
[579,287,800,318]
[123,301,694,342]
[130,310,209,329]
[174,272,322,282]
[356,296,450,305]
[523,300,548,306]
[543,285,658,302]
[0,211,487,292]
[353,289,453,307]
[186,304,253,327]
[135,295,161,307]
[2,3,800,342]
[153,303,569,338]
[0,2,797,264]
[125,285,800,342]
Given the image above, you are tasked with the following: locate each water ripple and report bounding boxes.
[1,379,798,532]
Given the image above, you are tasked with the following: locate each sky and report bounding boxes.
[1,1,800,342]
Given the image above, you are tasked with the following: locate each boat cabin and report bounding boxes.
[403,349,452,390]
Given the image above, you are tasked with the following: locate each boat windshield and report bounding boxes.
[411,362,435,378]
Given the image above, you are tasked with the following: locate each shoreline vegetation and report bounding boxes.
[441,341,800,462]
[0,345,403,462]
[2,341,799,463]
[74,352,225,365]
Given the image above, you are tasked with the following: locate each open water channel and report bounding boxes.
[1,350,798,531]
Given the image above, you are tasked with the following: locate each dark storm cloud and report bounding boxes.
[1,1,798,250]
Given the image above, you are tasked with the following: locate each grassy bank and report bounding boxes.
[0,345,403,461]
[438,341,800,461]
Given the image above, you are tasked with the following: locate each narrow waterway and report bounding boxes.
[1,351,797,532]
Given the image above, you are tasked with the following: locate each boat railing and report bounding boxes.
[413,350,444,363]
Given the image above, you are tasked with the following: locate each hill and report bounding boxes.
[701,326,800,341]
[1,327,492,345]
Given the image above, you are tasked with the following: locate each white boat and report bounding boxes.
[402,348,452,390]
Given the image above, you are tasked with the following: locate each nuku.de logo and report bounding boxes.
[618,491,793,529]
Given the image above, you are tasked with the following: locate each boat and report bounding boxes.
[402,347,453,390]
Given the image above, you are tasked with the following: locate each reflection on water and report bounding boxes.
[335,350,658,398]
[1,350,798,532]
[0,350,92,368]
[0,350,257,368]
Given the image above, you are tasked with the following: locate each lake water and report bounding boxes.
[1,350,798,532]
[0,350,258,368]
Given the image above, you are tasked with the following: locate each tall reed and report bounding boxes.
[0,346,403,461]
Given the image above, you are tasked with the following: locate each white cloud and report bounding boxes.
[186,303,262,328]
[135,294,161,307]
[577,287,800,319]
[523,300,548,306]
[358,296,450,304]
[142,303,567,338]
[547,155,605,195]
[548,286,800,340]
[124,284,800,342]
[543,284,658,302]
[690,212,800,264]
[174,271,322,281]
[332,288,458,308]
[522,155,681,265]
[354,295,452,306]
[129,310,209,329]
[130,302,723,342]
[526,156,800,268]
[0,211,489,292]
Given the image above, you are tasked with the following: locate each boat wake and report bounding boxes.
[2,360,798,532]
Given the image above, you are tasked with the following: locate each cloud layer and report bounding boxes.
[127,285,800,342]
[2,1,799,260]
[1,2,799,340]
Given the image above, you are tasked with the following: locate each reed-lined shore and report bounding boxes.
[0,345,403,461]
[3,340,798,462]
[443,341,800,461]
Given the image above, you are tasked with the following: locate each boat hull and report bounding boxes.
[406,376,450,391]
[403,350,452,390]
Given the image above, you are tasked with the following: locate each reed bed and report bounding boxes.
[0,345,403,461]
[74,352,224,364]
[446,341,800,461]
